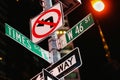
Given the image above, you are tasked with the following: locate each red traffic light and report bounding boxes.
[91,0,105,12]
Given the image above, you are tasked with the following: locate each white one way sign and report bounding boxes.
[30,47,82,80]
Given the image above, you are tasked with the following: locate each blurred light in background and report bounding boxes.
[91,0,105,12]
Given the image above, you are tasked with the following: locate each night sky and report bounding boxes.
[68,0,120,80]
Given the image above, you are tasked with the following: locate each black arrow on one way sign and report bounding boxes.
[43,69,59,80]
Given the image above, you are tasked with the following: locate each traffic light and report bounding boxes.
[91,0,105,12]
[90,0,111,17]
[90,0,112,62]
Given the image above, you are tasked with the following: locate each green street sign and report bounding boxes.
[5,23,50,63]
[57,13,95,49]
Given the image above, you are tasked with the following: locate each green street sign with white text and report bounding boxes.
[57,13,95,49]
[5,23,50,63]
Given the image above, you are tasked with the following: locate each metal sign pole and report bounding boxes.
[40,0,64,80]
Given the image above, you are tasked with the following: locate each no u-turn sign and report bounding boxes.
[30,1,64,43]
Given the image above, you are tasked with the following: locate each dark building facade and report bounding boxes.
[0,0,50,80]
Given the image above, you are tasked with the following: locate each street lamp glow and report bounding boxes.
[91,0,105,12]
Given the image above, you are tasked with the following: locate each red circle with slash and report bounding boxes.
[32,9,61,38]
